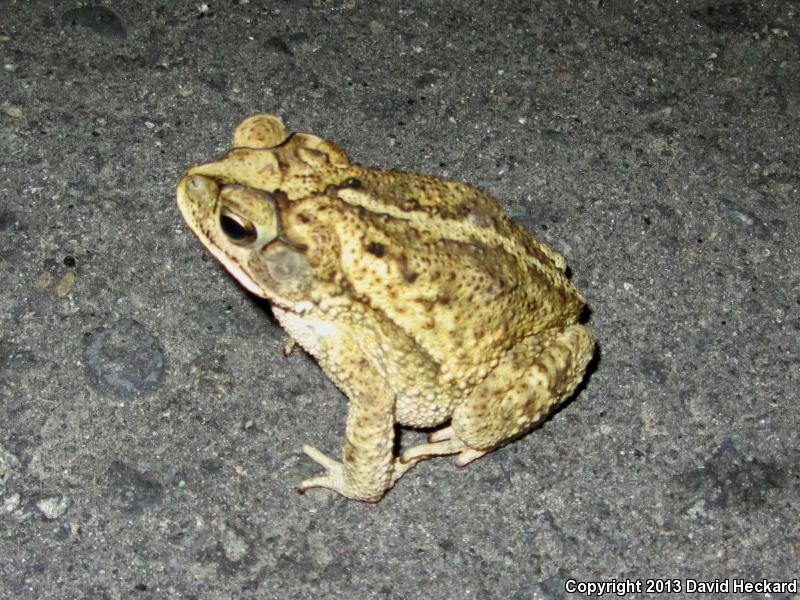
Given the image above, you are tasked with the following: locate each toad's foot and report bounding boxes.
[299,444,421,503]
[399,426,488,467]
[298,444,351,498]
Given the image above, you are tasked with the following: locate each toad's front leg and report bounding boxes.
[297,358,419,503]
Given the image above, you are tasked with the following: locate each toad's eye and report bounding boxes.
[219,209,257,245]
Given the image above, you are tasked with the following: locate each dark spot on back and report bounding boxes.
[366,242,386,257]
[402,267,419,283]
[341,177,364,189]
[399,197,421,211]
[486,278,505,295]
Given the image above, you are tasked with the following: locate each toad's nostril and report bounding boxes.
[183,174,220,208]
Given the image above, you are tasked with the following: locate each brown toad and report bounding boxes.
[176,114,595,502]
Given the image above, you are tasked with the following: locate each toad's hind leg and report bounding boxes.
[402,324,594,466]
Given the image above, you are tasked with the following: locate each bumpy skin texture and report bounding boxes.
[176,114,595,502]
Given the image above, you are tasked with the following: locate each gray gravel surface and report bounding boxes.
[1,1,798,599]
